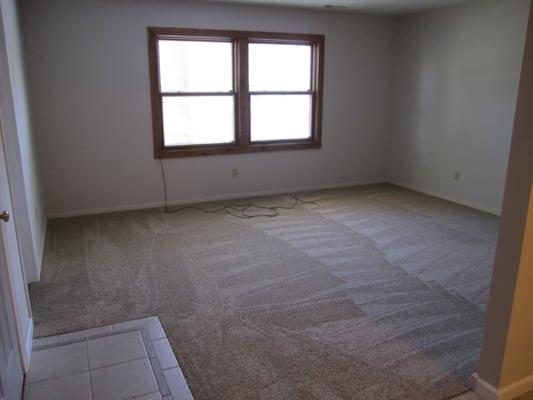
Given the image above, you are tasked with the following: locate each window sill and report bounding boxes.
[156,141,321,158]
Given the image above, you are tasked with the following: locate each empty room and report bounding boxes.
[1,0,532,399]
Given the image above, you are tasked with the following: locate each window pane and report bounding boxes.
[158,40,233,92]
[250,95,312,141]
[249,43,311,91]
[162,96,235,146]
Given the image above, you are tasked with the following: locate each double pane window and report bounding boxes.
[149,28,324,158]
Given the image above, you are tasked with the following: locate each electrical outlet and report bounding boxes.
[232,168,238,179]
[454,171,461,181]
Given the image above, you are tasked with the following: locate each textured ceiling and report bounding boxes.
[202,0,471,15]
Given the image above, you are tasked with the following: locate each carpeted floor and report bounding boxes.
[30,184,499,400]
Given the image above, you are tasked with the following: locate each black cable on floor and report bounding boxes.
[158,158,317,219]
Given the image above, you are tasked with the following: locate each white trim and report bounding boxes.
[47,179,386,218]
[388,179,501,216]
[21,317,32,372]
[47,178,504,218]
[471,373,499,400]
[471,372,533,400]
[33,217,46,281]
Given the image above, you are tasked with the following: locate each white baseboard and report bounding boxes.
[27,219,47,283]
[471,372,533,400]
[47,179,386,218]
[48,178,502,218]
[22,318,33,372]
[388,180,501,216]
[471,373,500,400]
[36,219,47,281]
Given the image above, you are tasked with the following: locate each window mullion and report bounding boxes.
[237,38,250,146]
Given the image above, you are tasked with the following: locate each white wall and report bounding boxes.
[19,0,395,217]
[388,0,530,215]
[0,0,45,282]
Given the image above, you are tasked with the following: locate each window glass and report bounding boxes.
[249,43,312,92]
[162,96,235,146]
[158,40,233,92]
[250,94,312,141]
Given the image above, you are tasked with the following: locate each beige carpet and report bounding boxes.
[30,184,499,400]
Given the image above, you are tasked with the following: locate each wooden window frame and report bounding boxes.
[148,27,325,158]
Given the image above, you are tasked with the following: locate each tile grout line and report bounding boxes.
[90,355,150,372]
[25,337,89,386]
[141,326,172,397]
[26,369,90,385]
[33,323,150,352]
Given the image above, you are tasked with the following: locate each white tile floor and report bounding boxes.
[25,317,193,400]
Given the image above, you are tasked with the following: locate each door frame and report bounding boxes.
[0,0,38,373]
[0,0,42,285]
[0,114,32,374]
[0,215,24,400]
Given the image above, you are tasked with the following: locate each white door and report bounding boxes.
[0,122,24,400]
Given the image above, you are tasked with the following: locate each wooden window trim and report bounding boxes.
[148,27,324,158]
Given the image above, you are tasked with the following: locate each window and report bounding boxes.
[148,28,324,158]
